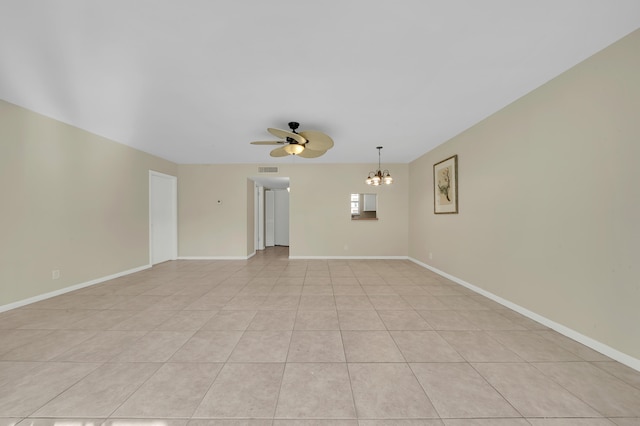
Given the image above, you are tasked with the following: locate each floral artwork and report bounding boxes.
[434,155,458,214]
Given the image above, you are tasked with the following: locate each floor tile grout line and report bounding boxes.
[271,266,305,419]
[590,360,640,392]
[341,324,360,419]
[104,361,165,419]
[182,359,226,420]
[22,360,105,419]
[466,358,528,420]
[526,359,619,419]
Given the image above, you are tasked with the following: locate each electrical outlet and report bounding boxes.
[52,269,60,280]
[429,252,433,260]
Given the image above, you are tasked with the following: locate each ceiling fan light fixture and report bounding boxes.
[366,146,393,186]
[283,144,304,155]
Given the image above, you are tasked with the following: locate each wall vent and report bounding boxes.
[258,166,279,173]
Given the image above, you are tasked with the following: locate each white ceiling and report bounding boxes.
[1,1,639,164]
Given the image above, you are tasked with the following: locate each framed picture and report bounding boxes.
[434,155,458,214]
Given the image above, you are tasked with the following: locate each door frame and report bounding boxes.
[273,188,290,246]
[255,185,265,251]
[252,176,290,252]
[265,189,275,247]
[149,170,178,265]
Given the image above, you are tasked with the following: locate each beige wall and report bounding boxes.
[0,100,177,307]
[177,164,255,258]
[178,163,409,258]
[409,30,640,360]
[288,164,408,258]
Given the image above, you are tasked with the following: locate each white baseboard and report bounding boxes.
[180,255,410,260]
[289,256,410,260]
[409,257,640,372]
[178,256,253,260]
[0,264,151,313]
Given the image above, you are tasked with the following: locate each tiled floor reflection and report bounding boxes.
[1,246,639,425]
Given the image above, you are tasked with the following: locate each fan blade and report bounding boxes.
[268,128,306,144]
[297,148,327,158]
[250,140,284,145]
[299,130,334,151]
[269,146,289,157]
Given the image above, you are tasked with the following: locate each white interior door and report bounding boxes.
[256,185,265,250]
[149,171,177,264]
[265,190,275,247]
[274,189,289,246]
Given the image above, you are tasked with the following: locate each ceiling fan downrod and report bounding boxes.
[285,122,301,143]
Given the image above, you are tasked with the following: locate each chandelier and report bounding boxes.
[366,146,393,185]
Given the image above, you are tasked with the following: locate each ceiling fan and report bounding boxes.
[250,121,334,158]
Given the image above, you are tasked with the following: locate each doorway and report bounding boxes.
[149,170,177,265]
[265,188,290,246]
[252,177,290,250]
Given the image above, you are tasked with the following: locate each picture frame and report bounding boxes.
[434,154,458,214]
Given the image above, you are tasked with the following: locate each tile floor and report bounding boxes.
[1,246,640,425]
